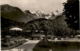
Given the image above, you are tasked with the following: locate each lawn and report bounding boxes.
[33,39,80,51]
[1,36,27,50]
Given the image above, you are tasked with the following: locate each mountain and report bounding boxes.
[1,4,25,22]
[1,4,40,23]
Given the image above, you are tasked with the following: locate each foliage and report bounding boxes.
[24,18,53,34]
[64,0,79,30]
[24,15,77,37]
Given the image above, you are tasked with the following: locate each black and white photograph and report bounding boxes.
[0,0,80,51]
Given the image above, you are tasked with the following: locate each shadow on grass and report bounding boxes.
[33,39,80,51]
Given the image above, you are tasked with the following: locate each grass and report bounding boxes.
[1,36,27,50]
[33,39,80,51]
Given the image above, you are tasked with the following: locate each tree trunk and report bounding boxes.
[43,33,48,46]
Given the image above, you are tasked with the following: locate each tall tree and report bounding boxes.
[64,0,79,30]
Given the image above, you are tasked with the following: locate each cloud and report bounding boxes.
[0,0,66,13]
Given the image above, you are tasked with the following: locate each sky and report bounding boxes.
[0,0,67,14]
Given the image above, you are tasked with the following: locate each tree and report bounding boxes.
[64,0,79,30]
